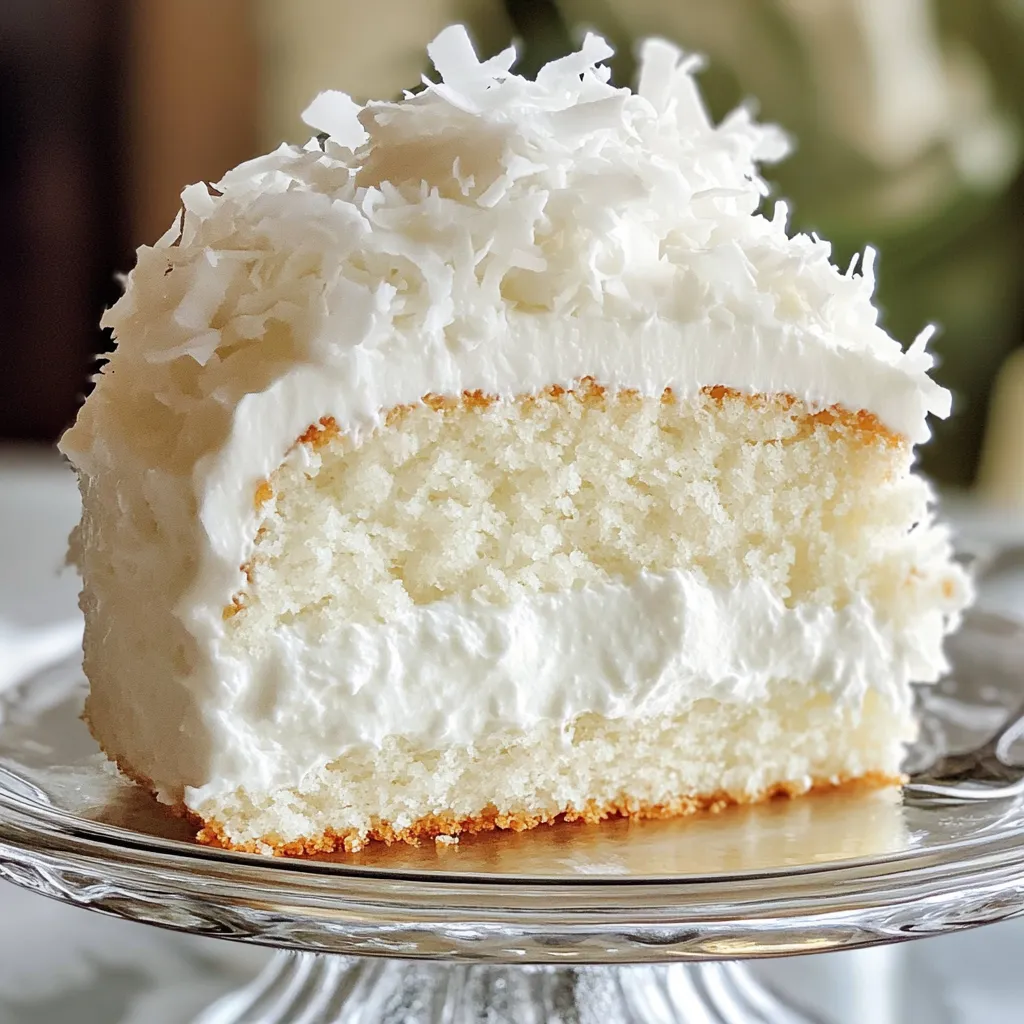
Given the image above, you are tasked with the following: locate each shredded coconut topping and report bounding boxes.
[91,23,947,448]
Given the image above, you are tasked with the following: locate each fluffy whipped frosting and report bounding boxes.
[190,568,948,801]
[63,26,948,474]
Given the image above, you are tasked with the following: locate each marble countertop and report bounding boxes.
[1,447,1023,1024]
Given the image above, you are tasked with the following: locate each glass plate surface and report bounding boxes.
[1,611,1023,963]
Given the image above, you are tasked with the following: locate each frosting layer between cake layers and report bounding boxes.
[187,568,949,805]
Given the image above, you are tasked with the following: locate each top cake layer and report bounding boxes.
[63,26,948,488]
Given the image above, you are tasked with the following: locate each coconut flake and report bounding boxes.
[636,38,684,114]
[423,26,518,115]
[155,208,184,248]
[906,325,939,374]
[427,24,513,93]
[301,91,367,151]
[535,32,614,89]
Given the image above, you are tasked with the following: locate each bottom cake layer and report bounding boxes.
[186,680,912,855]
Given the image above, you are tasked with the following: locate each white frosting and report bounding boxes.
[64,26,948,469]
[57,27,968,808]
[189,568,949,802]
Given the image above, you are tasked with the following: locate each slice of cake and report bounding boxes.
[60,27,970,855]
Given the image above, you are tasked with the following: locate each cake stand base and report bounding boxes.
[194,953,820,1024]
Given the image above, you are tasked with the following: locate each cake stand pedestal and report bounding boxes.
[2,612,1023,1023]
[196,955,815,1023]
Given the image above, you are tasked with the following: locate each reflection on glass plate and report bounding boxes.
[0,611,1022,962]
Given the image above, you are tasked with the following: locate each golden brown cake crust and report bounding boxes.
[290,380,905,457]
[191,773,902,857]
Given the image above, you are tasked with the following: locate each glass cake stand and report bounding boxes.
[1,612,1023,1023]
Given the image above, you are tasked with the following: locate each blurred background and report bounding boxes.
[1,0,1022,491]
[0,6,1023,1021]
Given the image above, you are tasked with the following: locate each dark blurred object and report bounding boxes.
[501,0,573,80]
[0,0,127,443]
[0,0,259,445]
